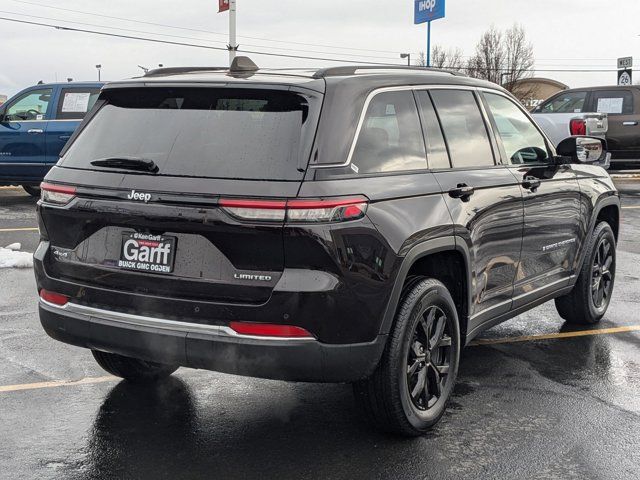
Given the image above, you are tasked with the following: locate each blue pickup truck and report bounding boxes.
[0,82,104,196]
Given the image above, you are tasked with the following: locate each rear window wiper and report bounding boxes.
[90,157,159,173]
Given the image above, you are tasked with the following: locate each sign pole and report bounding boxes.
[229,0,237,65]
[426,21,431,67]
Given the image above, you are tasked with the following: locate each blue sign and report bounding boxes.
[414,0,445,24]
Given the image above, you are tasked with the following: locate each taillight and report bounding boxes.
[570,119,586,136]
[229,322,314,339]
[40,289,69,306]
[40,182,77,205]
[219,196,368,223]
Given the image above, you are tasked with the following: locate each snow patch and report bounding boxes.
[0,243,33,269]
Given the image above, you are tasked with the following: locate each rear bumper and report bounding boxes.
[39,300,386,383]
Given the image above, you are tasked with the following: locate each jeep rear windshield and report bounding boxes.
[59,87,321,180]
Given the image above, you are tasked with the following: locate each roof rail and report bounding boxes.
[313,65,463,79]
[144,66,228,77]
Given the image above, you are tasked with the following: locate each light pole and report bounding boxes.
[400,53,411,66]
[95,64,102,82]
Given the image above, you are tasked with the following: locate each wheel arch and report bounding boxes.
[379,237,472,343]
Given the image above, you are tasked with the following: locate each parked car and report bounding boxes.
[533,86,640,169]
[35,59,619,436]
[0,82,104,196]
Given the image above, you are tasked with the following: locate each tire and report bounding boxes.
[22,185,41,197]
[555,222,616,325]
[92,350,179,383]
[353,278,461,436]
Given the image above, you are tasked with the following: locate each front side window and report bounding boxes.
[484,93,550,165]
[430,90,495,169]
[56,88,101,120]
[350,91,427,174]
[538,91,587,114]
[590,90,634,115]
[4,89,52,121]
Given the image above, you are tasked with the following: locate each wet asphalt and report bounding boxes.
[0,179,639,480]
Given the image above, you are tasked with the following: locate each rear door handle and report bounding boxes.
[59,135,71,140]
[623,121,638,126]
[522,178,541,191]
[449,184,475,200]
[27,128,44,134]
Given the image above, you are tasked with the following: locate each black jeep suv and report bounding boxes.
[35,58,619,436]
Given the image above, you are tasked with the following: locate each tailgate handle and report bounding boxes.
[449,184,475,200]
[623,121,638,126]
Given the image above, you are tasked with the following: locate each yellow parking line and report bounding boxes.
[622,206,640,209]
[0,376,116,394]
[471,325,640,346]
[0,227,39,233]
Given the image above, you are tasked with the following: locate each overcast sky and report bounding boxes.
[0,0,638,97]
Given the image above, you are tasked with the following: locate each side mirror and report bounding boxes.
[0,105,6,123]
[557,136,610,168]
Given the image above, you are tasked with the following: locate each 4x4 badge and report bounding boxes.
[127,190,152,203]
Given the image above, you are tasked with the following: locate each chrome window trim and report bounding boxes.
[310,84,489,170]
[40,299,317,343]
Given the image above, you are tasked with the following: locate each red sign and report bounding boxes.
[219,0,229,12]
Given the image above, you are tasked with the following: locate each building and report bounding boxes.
[510,78,569,109]
[0,94,7,106]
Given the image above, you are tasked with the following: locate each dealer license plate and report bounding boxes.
[118,232,176,274]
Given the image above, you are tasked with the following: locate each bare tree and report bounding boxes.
[415,46,464,71]
[466,24,535,101]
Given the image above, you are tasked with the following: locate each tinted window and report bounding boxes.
[60,88,319,180]
[416,91,450,169]
[5,89,52,121]
[56,88,101,120]
[538,91,587,114]
[591,90,634,115]
[485,93,550,165]
[430,90,495,168]
[350,91,427,174]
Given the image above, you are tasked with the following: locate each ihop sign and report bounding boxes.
[414,0,446,24]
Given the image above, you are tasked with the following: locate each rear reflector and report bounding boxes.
[570,119,587,136]
[219,196,368,223]
[40,182,77,205]
[229,322,314,338]
[40,289,69,306]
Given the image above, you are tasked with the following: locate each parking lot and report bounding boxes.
[1,178,639,480]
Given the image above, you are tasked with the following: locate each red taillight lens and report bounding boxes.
[40,289,69,306]
[570,119,587,136]
[219,196,368,223]
[229,322,314,339]
[40,182,77,205]
[287,197,368,223]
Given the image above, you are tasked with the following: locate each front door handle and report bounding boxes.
[623,121,638,126]
[27,128,44,134]
[449,184,475,200]
[522,178,541,191]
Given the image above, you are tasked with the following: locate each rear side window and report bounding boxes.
[430,90,495,168]
[60,87,320,181]
[56,88,101,120]
[350,91,427,174]
[484,93,550,165]
[538,91,587,114]
[590,90,634,115]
